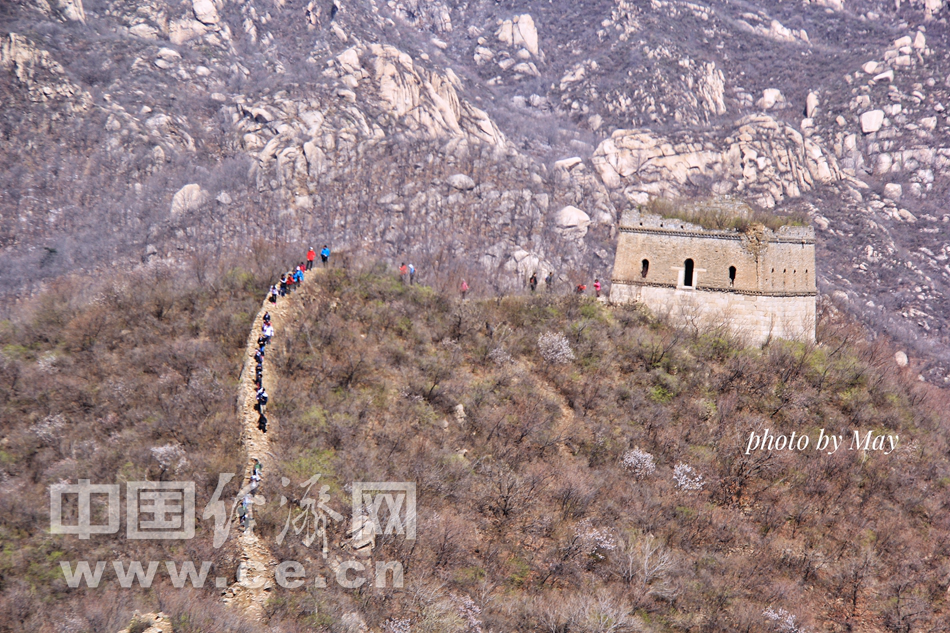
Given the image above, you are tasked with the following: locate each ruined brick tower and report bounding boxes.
[609,210,816,344]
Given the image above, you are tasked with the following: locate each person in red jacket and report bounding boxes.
[594,279,602,297]
[306,247,316,271]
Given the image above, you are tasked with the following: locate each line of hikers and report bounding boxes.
[270,245,331,303]
[254,310,272,433]
[242,246,330,533]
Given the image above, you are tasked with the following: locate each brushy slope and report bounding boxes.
[0,248,302,633]
[1,261,947,632]
[261,266,948,633]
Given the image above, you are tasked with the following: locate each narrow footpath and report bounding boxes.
[221,270,313,620]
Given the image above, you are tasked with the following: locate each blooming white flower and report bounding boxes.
[538,332,574,365]
[621,449,656,480]
[672,463,704,491]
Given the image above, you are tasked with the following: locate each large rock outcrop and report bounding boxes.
[592,114,842,207]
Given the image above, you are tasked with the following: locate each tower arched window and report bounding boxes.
[683,259,694,287]
[728,266,736,286]
[641,259,649,278]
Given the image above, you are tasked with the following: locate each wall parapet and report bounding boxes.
[619,210,814,243]
[610,278,817,297]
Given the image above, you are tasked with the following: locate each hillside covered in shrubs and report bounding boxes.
[0,262,947,632]
[261,268,949,632]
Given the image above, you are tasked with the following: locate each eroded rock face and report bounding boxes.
[34,0,85,22]
[592,114,840,208]
[323,43,505,145]
[0,33,90,112]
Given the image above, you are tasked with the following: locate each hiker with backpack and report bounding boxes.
[460,279,469,299]
[529,272,538,293]
[399,263,408,284]
[256,386,268,415]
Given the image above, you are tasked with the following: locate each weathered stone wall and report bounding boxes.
[610,283,816,345]
[610,211,816,344]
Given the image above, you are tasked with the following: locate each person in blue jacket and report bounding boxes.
[320,245,331,268]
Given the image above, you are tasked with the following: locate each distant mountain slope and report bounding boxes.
[2,0,949,380]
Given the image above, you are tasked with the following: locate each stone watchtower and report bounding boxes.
[609,210,816,344]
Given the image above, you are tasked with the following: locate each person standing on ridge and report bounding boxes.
[460,279,469,299]
[306,247,316,271]
[594,279,602,298]
[545,271,554,292]
[399,262,408,284]
[409,263,415,285]
[529,272,538,293]
[321,245,331,268]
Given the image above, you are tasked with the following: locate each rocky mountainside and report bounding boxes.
[2,0,950,378]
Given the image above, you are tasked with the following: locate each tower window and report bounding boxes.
[641,259,650,278]
[728,266,736,286]
[683,259,694,287]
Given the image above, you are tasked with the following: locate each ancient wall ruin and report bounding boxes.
[610,211,816,344]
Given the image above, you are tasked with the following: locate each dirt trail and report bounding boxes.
[221,272,312,620]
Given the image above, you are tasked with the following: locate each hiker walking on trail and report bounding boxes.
[262,323,275,343]
[529,272,538,293]
[306,247,316,271]
[293,266,304,287]
[594,279,602,298]
[321,245,331,268]
[399,262,408,284]
[409,263,415,285]
[269,283,278,304]
[250,461,262,493]
[238,497,248,530]
[256,386,268,415]
[545,271,553,292]
[279,274,288,297]
[460,279,469,299]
